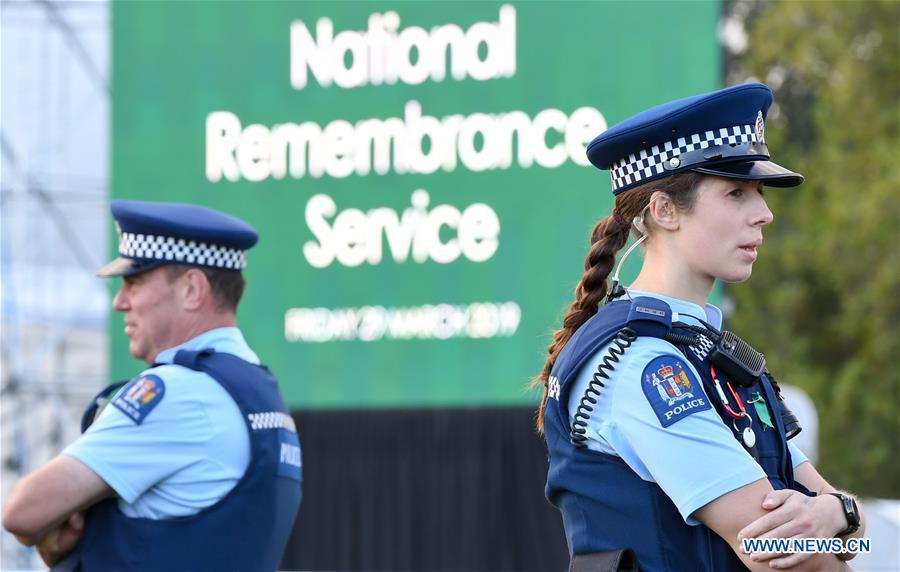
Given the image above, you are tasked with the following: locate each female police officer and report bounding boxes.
[535,83,865,571]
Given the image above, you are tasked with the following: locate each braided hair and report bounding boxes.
[533,172,703,433]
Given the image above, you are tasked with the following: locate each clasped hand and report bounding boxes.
[36,511,85,566]
[738,490,845,569]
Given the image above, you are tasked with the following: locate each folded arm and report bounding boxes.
[695,474,852,570]
[733,461,866,567]
[2,454,113,545]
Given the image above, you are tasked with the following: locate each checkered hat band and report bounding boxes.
[610,124,760,192]
[119,232,247,270]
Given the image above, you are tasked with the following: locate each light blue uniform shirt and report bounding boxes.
[65,327,256,519]
[567,291,808,524]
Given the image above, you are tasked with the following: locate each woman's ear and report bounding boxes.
[648,193,680,231]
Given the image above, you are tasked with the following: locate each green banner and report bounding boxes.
[111,1,719,408]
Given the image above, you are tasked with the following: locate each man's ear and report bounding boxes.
[178,268,211,311]
[648,192,680,231]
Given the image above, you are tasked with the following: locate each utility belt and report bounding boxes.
[570,549,638,572]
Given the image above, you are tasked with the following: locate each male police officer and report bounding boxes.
[3,200,301,570]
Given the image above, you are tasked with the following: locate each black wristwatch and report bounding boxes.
[827,492,861,536]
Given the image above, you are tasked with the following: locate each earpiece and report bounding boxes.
[632,212,648,236]
[632,199,659,236]
[608,209,650,304]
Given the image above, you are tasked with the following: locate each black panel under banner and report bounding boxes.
[281,407,569,571]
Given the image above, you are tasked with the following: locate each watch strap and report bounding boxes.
[826,492,860,536]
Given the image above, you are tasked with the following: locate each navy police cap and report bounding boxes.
[97,200,259,277]
[587,83,803,195]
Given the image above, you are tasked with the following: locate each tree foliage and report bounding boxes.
[726,0,899,497]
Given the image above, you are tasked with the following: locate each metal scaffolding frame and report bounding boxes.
[1,1,109,568]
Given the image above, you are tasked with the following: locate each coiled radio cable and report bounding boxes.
[570,327,637,447]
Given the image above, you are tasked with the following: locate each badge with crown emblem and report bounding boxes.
[641,355,710,427]
[755,110,765,143]
[112,374,165,424]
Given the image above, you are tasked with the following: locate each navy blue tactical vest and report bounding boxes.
[70,350,302,572]
[544,298,811,571]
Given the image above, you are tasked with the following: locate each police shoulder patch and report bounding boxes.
[640,355,710,427]
[111,374,166,424]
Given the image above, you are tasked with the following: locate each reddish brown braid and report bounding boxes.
[532,172,703,433]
